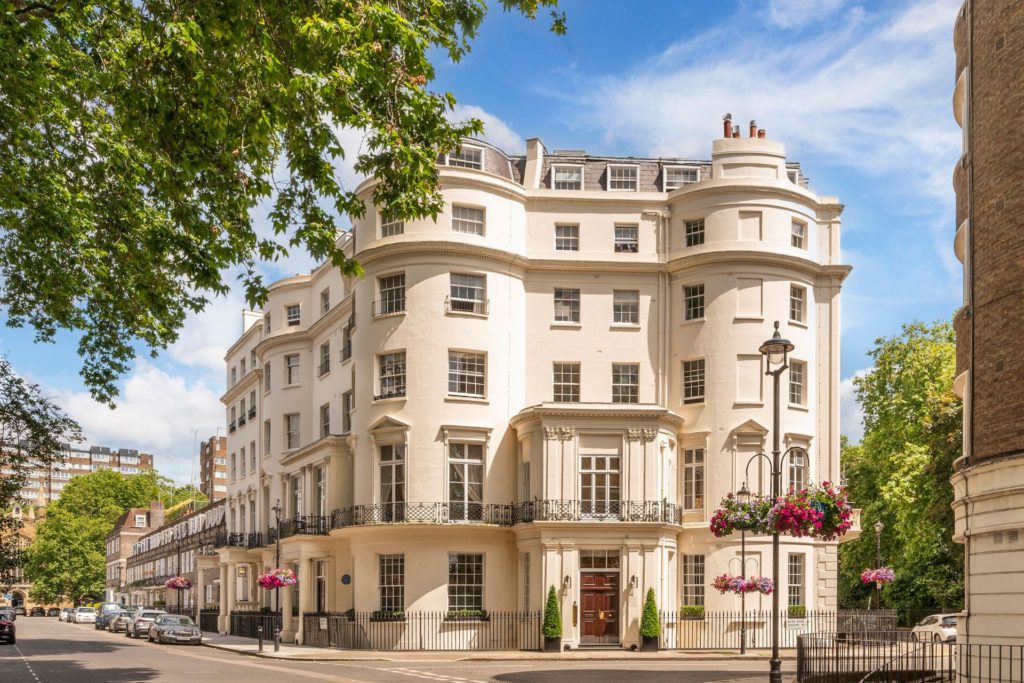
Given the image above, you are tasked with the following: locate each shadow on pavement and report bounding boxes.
[494,670,766,683]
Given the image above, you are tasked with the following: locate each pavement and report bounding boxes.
[200,630,797,662]
[0,615,798,682]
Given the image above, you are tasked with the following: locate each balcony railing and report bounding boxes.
[216,531,264,549]
[372,298,406,317]
[329,500,684,530]
[228,420,236,433]
[274,515,330,541]
[445,296,489,316]
[373,387,406,401]
[238,414,246,426]
[248,408,256,419]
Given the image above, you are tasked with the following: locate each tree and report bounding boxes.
[640,588,660,638]
[542,585,561,638]
[0,356,81,588]
[1,0,565,405]
[23,469,165,603]
[838,320,963,615]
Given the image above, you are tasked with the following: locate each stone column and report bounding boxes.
[296,556,312,644]
[280,569,295,642]
[224,562,236,635]
[196,566,207,614]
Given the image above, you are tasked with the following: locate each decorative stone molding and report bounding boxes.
[544,426,575,441]
[626,427,658,442]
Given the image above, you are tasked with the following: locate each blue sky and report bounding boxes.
[0,0,963,484]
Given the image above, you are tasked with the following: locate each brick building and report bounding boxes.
[7,443,154,504]
[949,0,1024,648]
[199,436,228,501]
[105,502,165,603]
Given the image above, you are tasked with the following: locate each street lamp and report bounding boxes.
[176,540,183,615]
[272,499,282,652]
[874,520,884,609]
[759,321,794,683]
[737,482,752,655]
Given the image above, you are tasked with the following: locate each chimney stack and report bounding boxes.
[749,120,758,137]
[722,113,733,139]
[757,129,766,138]
[732,125,740,138]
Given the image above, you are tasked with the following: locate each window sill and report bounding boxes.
[445,395,488,404]
[788,403,809,412]
[680,317,705,326]
[373,311,406,320]
[610,323,641,330]
[733,316,764,323]
[733,401,764,408]
[283,384,301,390]
[340,357,352,366]
[788,320,808,329]
[317,371,331,380]
[373,396,407,405]
[550,322,582,329]
[682,398,706,406]
[445,310,489,320]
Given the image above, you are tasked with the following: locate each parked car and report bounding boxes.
[72,606,97,624]
[29,607,45,617]
[58,608,71,621]
[147,614,202,645]
[0,615,14,645]
[125,610,165,638]
[14,606,26,616]
[95,609,124,630]
[912,614,957,642]
[47,608,60,617]
[109,608,137,633]
[0,608,14,622]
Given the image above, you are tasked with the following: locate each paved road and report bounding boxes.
[0,617,792,682]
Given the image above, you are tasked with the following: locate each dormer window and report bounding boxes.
[607,164,638,191]
[664,166,699,190]
[551,165,583,190]
[448,146,482,170]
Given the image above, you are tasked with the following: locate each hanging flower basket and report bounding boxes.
[709,493,774,537]
[767,482,853,541]
[860,567,895,587]
[165,576,192,591]
[712,574,774,595]
[258,568,297,590]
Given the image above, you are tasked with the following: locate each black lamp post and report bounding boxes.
[874,520,884,609]
[272,499,282,652]
[759,321,795,683]
[737,482,752,655]
[176,540,183,615]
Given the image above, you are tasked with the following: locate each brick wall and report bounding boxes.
[964,0,1024,461]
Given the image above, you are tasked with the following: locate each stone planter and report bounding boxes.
[544,636,562,652]
[641,635,659,652]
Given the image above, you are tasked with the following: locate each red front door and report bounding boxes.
[580,572,619,644]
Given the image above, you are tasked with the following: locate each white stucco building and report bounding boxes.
[216,118,853,648]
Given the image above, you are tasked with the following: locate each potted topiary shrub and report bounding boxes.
[639,588,660,652]
[542,585,562,652]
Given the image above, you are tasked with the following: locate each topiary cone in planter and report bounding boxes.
[639,588,660,652]
[542,585,562,652]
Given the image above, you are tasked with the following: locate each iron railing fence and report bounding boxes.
[279,515,330,539]
[230,612,281,639]
[198,609,219,633]
[797,632,955,682]
[300,611,542,651]
[163,605,196,619]
[510,499,683,524]
[658,610,899,651]
[330,502,513,528]
[958,643,1024,683]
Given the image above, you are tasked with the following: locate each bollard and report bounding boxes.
[274,626,280,653]
[258,625,263,652]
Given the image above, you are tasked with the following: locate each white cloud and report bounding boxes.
[765,0,848,29]
[449,104,525,154]
[54,363,223,485]
[840,370,870,443]
[574,0,961,203]
[168,288,249,373]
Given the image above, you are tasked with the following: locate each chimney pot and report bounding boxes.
[722,113,733,138]
[732,125,741,138]
[749,120,758,137]
[758,129,766,138]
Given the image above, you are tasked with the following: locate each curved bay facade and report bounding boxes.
[216,129,852,648]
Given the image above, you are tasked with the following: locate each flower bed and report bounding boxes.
[258,568,297,590]
[712,574,774,595]
[709,493,774,537]
[165,576,192,591]
[860,567,895,586]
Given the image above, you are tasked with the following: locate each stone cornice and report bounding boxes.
[252,295,355,359]
[220,370,261,404]
[279,435,350,468]
[224,318,263,360]
[510,402,685,431]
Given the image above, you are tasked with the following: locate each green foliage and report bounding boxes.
[838,320,963,614]
[681,605,704,619]
[24,469,167,603]
[788,604,807,618]
[542,585,561,638]
[640,588,660,637]
[0,356,81,588]
[1,0,564,405]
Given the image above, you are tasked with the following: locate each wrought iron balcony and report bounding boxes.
[248,408,256,419]
[327,500,683,530]
[274,515,330,541]
[215,531,264,549]
[445,296,489,316]
[372,298,406,317]
[228,420,236,433]
[238,414,246,426]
